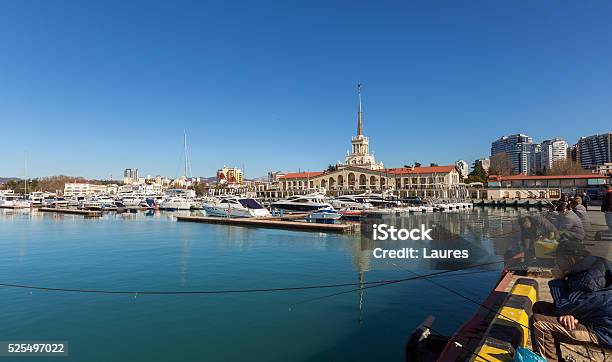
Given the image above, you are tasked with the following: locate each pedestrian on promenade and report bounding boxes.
[602,185,612,230]
[570,197,591,231]
[581,192,590,210]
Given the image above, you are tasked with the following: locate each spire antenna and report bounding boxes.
[357,82,363,136]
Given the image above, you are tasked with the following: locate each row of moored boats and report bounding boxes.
[0,190,474,221]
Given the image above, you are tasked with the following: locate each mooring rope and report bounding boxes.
[0,260,505,296]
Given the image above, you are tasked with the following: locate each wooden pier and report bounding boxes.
[176,215,356,233]
[38,208,102,217]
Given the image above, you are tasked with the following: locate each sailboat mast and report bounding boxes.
[24,152,27,195]
[184,131,188,178]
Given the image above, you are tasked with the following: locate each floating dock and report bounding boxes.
[38,208,102,217]
[176,215,356,233]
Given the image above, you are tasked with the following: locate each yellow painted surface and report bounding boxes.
[535,240,558,259]
[473,344,513,362]
[498,306,530,346]
[510,284,537,304]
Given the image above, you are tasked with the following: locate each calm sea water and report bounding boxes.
[0,208,528,361]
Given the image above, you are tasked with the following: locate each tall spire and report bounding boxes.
[357,82,363,136]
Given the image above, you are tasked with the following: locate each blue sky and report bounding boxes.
[1,1,611,179]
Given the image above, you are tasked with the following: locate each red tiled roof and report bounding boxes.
[279,166,458,178]
[490,174,607,181]
[385,165,456,175]
[278,172,324,179]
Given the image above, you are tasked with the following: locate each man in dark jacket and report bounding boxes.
[581,192,590,210]
[530,240,612,361]
[602,185,612,229]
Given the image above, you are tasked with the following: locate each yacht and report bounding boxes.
[28,192,46,207]
[80,196,117,210]
[47,197,69,208]
[159,196,192,211]
[0,194,30,208]
[349,192,401,208]
[306,209,342,224]
[118,193,155,209]
[271,193,334,213]
[330,195,373,210]
[203,197,271,218]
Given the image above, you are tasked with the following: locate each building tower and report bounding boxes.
[340,83,384,170]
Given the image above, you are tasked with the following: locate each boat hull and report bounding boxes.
[203,204,270,218]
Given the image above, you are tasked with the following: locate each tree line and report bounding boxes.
[0,175,117,194]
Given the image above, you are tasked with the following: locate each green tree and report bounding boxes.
[467,162,488,183]
[189,182,209,197]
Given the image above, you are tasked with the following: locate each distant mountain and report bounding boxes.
[0,177,20,183]
[197,176,218,184]
[250,176,269,182]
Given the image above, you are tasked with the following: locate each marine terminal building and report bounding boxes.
[486,174,609,200]
[275,84,464,199]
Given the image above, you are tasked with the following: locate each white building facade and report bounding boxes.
[540,138,568,172]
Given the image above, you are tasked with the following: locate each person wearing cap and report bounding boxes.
[570,196,591,231]
[550,202,585,241]
[602,185,612,229]
[530,240,612,360]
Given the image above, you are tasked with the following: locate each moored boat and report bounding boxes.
[339,206,365,220]
[306,209,342,224]
[272,193,334,213]
[159,196,192,211]
[203,197,271,218]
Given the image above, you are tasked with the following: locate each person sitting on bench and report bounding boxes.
[530,240,611,361]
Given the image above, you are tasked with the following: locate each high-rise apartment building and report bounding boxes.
[491,134,534,175]
[578,133,612,168]
[123,168,139,184]
[540,138,568,172]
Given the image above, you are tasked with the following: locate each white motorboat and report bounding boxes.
[351,191,401,208]
[159,196,192,211]
[306,209,342,223]
[81,196,117,210]
[363,208,396,216]
[118,193,155,208]
[203,197,271,218]
[330,195,374,210]
[28,192,46,207]
[272,193,334,213]
[0,194,30,208]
